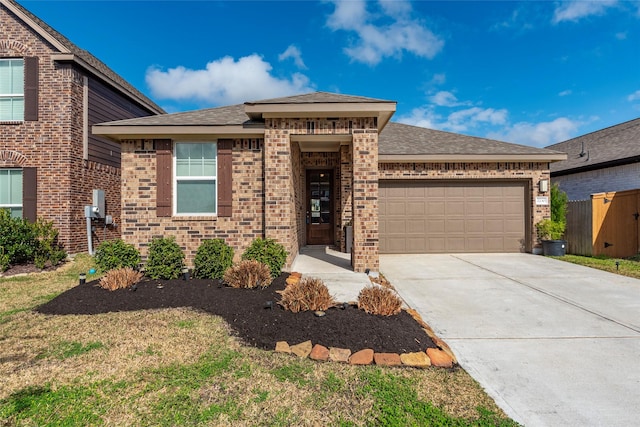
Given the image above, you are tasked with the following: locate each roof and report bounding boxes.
[245,91,394,105]
[1,0,164,114]
[546,117,640,175]
[378,122,566,162]
[97,104,248,127]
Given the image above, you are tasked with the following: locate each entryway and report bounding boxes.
[306,170,333,245]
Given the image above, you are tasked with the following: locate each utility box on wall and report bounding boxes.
[92,189,105,219]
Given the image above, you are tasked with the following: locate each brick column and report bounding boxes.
[264,126,297,267]
[340,144,353,252]
[351,131,379,272]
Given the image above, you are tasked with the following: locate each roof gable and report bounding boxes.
[245,91,394,105]
[546,117,640,174]
[1,0,164,114]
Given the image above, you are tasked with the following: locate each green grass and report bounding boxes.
[37,341,105,361]
[556,254,640,279]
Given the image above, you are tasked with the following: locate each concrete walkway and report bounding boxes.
[381,253,640,427]
[290,246,371,303]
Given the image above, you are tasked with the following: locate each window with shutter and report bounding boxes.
[0,169,23,218]
[0,59,24,121]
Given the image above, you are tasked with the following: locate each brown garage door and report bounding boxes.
[379,181,526,253]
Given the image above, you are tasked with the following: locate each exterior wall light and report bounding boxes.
[539,179,549,193]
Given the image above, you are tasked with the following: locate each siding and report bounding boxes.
[553,162,640,200]
[87,78,153,168]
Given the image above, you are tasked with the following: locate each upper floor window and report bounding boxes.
[0,169,23,218]
[0,59,24,121]
[174,142,217,215]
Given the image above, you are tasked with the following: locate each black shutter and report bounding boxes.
[22,167,37,222]
[24,57,38,121]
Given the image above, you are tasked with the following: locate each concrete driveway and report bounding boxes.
[380,253,640,427]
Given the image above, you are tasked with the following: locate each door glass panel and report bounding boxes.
[309,172,331,225]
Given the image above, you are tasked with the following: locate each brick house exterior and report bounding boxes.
[95,93,565,273]
[547,117,640,200]
[0,0,163,253]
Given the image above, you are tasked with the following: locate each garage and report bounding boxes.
[379,180,527,253]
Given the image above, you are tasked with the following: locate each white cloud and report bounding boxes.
[278,45,307,69]
[552,0,617,23]
[559,89,572,96]
[325,0,444,65]
[615,31,628,40]
[627,90,640,101]
[430,73,446,85]
[487,118,580,147]
[397,105,507,133]
[429,91,461,107]
[146,54,314,106]
[397,107,441,129]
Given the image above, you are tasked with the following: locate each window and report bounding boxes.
[0,59,24,121]
[0,169,23,218]
[174,142,217,215]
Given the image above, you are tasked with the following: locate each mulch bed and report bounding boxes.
[36,274,436,354]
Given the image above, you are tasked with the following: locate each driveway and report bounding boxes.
[381,253,640,427]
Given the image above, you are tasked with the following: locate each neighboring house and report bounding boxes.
[0,0,164,253]
[546,118,640,200]
[94,92,565,272]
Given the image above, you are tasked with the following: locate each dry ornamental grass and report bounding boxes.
[278,277,336,313]
[357,285,403,316]
[98,267,143,291]
[223,260,272,289]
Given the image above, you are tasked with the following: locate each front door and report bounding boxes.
[307,170,333,245]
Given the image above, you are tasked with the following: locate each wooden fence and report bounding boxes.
[566,189,640,258]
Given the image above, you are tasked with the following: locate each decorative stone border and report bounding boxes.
[275,273,458,369]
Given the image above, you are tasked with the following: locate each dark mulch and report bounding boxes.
[1,263,61,277]
[36,274,435,354]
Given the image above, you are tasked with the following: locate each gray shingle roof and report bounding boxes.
[245,91,394,105]
[379,122,562,156]
[3,0,163,114]
[546,117,640,174]
[98,104,248,126]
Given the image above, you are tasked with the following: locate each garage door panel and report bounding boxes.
[380,180,526,254]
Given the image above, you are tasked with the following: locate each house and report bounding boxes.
[93,92,565,272]
[546,117,640,200]
[0,0,163,253]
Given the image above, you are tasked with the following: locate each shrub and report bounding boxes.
[536,218,566,241]
[145,236,184,280]
[242,238,287,278]
[278,277,336,313]
[193,239,234,279]
[98,267,143,291]
[94,239,140,272]
[0,210,66,269]
[357,285,402,316]
[223,260,272,289]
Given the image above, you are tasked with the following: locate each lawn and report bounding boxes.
[0,255,518,426]
[556,254,640,279]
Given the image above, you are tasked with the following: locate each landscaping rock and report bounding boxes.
[427,348,454,368]
[286,276,300,286]
[329,347,351,363]
[349,349,374,365]
[290,272,302,278]
[290,340,313,358]
[309,344,329,361]
[373,352,401,366]
[400,352,431,368]
[275,341,291,354]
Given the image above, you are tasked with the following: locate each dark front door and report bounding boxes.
[307,170,333,245]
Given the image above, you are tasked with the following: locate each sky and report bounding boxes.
[20,0,640,147]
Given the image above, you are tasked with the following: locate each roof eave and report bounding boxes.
[245,102,396,132]
[92,124,264,141]
[52,53,164,114]
[378,153,568,163]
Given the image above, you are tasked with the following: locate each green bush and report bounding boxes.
[94,239,141,272]
[241,238,287,278]
[193,239,234,279]
[145,236,184,280]
[550,183,568,224]
[0,210,66,269]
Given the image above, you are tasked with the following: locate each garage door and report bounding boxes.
[379,181,526,253]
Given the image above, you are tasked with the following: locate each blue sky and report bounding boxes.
[22,0,640,147]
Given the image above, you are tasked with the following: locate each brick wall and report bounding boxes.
[0,5,151,253]
[553,163,640,201]
[378,162,551,251]
[120,139,265,266]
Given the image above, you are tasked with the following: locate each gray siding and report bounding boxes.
[553,162,640,200]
